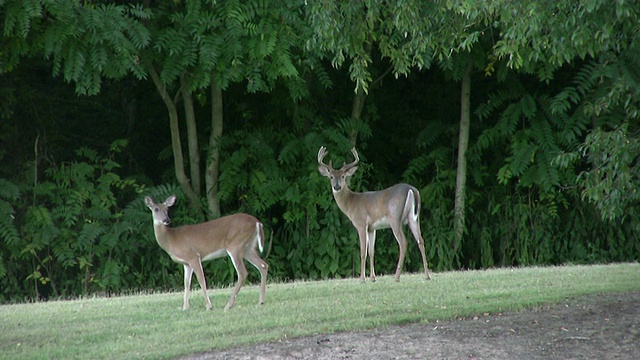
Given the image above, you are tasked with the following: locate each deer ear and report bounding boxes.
[345,166,358,177]
[318,165,331,177]
[164,195,177,207]
[144,196,154,209]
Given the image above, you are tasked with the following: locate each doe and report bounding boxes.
[145,195,268,310]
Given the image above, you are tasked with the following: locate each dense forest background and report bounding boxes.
[1,0,639,302]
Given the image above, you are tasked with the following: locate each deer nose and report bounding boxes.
[162,218,171,225]
[333,183,342,191]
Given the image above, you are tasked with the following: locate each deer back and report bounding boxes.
[156,213,260,263]
[337,183,419,228]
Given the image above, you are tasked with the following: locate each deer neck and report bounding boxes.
[333,187,357,215]
[152,223,175,251]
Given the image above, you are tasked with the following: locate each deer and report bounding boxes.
[145,195,268,311]
[317,146,431,283]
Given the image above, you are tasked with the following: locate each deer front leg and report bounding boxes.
[357,227,368,283]
[182,264,193,310]
[367,228,377,282]
[191,259,212,311]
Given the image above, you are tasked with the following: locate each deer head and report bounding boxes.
[317,146,360,192]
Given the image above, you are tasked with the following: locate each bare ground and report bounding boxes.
[181,292,640,360]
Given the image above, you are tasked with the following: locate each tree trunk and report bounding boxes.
[205,80,223,219]
[350,83,366,146]
[181,78,201,197]
[454,56,473,253]
[148,66,202,217]
[349,41,372,147]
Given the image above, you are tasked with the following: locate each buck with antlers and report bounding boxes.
[145,195,268,311]
[317,146,431,282]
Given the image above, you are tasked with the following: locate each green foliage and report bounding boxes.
[216,117,367,281]
[305,0,442,93]
[0,0,42,73]
[149,0,301,93]
[551,47,640,221]
[0,178,20,279]
[471,78,581,191]
[579,124,640,221]
[0,141,152,301]
[2,0,640,302]
[1,1,151,92]
[40,2,151,95]
[493,0,640,78]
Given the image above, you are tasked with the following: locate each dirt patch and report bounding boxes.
[182,292,640,360]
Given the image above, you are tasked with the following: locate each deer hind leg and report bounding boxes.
[408,216,431,280]
[226,250,248,311]
[367,228,377,282]
[182,264,194,310]
[245,248,269,305]
[191,260,212,311]
[390,220,408,282]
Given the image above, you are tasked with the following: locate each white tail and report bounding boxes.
[145,195,268,311]
[318,146,431,282]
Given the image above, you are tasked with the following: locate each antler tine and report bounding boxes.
[342,147,360,169]
[318,146,333,169]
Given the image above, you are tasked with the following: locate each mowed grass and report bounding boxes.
[1,263,639,359]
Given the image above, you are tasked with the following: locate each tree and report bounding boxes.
[453,54,472,251]
[0,1,151,93]
[486,0,640,220]
[1,0,302,218]
[305,1,437,145]
[142,0,301,217]
[3,0,640,301]
[306,0,489,263]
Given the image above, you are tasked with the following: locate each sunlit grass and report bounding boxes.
[1,263,639,359]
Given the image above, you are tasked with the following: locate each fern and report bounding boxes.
[550,86,580,116]
[0,178,19,199]
[52,240,76,268]
[414,120,449,150]
[77,223,106,251]
[0,200,20,246]
[475,88,522,121]
[313,63,334,90]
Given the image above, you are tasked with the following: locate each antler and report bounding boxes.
[342,147,359,170]
[318,146,334,170]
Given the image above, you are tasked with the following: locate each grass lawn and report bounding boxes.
[1,263,639,359]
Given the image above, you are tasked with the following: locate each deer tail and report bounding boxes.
[408,188,421,223]
[256,222,265,253]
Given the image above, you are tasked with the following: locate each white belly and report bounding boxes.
[202,249,227,262]
[372,217,390,230]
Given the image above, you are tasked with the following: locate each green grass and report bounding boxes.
[1,263,639,359]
